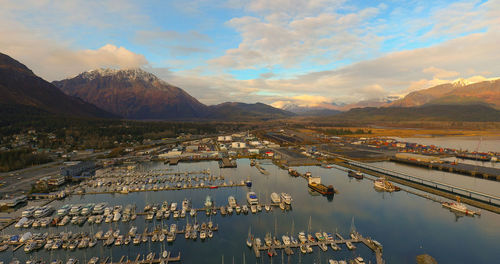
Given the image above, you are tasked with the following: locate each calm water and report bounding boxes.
[392,136,500,153]
[2,159,500,263]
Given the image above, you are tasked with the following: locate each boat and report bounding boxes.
[280,193,292,205]
[307,176,335,195]
[57,204,71,216]
[167,232,175,242]
[112,212,121,222]
[22,206,38,218]
[235,205,241,214]
[246,192,258,205]
[373,177,398,192]
[329,260,339,264]
[354,257,365,264]
[204,196,212,207]
[300,245,307,254]
[88,257,99,264]
[279,203,285,210]
[348,170,363,179]
[298,232,307,243]
[270,192,280,203]
[170,202,177,212]
[80,203,94,215]
[33,206,54,218]
[92,202,107,215]
[227,205,233,214]
[265,232,272,246]
[66,259,78,264]
[15,217,28,228]
[282,235,290,246]
[319,243,328,251]
[228,196,237,208]
[265,204,271,212]
[346,241,356,250]
[315,232,325,241]
[250,205,257,214]
[330,242,340,251]
[208,230,213,238]
[242,205,249,214]
[200,230,206,240]
[129,226,137,236]
[182,199,190,211]
[69,205,82,216]
[442,196,481,216]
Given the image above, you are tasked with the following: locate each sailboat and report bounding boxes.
[246,226,253,247]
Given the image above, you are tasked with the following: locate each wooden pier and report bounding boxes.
[250,233,384,264]
[83,183,246,195]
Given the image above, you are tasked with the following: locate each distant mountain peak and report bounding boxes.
[79,68,161,83]
[452,78,471,87]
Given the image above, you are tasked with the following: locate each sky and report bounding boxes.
[1,0,499,108]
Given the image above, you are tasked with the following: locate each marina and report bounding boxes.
[1,158,499,263]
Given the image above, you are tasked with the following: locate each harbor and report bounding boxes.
[1,158,499,263]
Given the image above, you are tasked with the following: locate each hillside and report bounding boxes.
[329,104,500,122]
[207,102,295,120]
[0,52,115,118]
[388,79,500,109]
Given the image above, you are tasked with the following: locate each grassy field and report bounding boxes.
[301,127,500,138]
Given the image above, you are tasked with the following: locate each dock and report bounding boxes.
[390,157,500,181]
[83,183,246,195]
[255,163,270,175]
[219,158,237,168]
[250,232,384,264]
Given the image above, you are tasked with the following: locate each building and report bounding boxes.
[60,161,96,179]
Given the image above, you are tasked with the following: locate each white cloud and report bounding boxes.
[210,2,382,69]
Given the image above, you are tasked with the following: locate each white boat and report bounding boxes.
[346,241,356,250]
[113,212,121,222]
[280,193,292,205]
[22,206,37,218]
[282,235,290,246]
[34,206,54,218]
[354,257,365,264]
[170,202,177,212]
[250,205,257,214]
[69,205,82,216]
[92,202,107,214]
[270,192,280,203]
[228,196,237,208]
[442,196,480,216]
[19,232,32,242]
[129,226,137,236]
[373,178,397,192]
[246,192,258,205]
[182,199,190,211]
[204,196,212,207]
[15,217,28,228]
[298,232,307,243]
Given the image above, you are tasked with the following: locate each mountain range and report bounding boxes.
[2,51,500,122]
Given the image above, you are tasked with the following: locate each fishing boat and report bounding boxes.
[442,196,481,216]
[308,176,335,195]
[373,177,398,192]
[270,192,280,203]
[348,170,363,179]
[246,192,259,205]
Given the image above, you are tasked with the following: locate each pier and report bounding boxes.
[82,183,246,195]
[390,157,500,181]
[250,232,384,264]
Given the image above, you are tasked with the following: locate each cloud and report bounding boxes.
[210,2,382,69]
[0,17,148,80]
[135,30,212,55]
[422,67,459,79]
